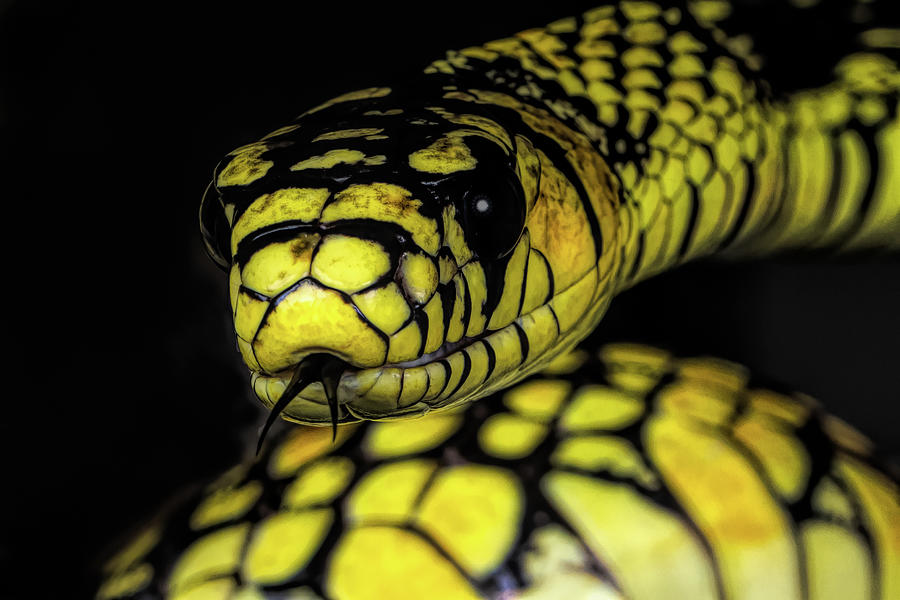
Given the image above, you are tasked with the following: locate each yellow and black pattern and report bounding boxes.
[96,345,900,600]
[428,0,900,269]
[98,2,900,599]
[200,0,899,426]
[201,83,622,424]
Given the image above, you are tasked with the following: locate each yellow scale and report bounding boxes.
[202,0,900,424]
[104,1,900,598]
[96,345,900,600]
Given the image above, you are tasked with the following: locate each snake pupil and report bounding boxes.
[462,176,526,261]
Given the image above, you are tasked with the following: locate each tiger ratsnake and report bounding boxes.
[96,1,900,599]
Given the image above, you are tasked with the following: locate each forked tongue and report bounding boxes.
[256,354,348,454]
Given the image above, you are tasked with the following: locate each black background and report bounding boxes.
[2,1,898,598]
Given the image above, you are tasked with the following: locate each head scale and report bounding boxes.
[201,85,622,426]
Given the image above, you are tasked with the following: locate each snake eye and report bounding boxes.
[199,182,232,271]
[462,175,526,260]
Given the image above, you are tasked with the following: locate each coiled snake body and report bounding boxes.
[96,2,899,599]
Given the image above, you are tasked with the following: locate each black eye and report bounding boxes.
[461,175,526,260]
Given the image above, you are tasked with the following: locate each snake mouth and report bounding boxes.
[253,265,612,429]
[256,334,485,440]
[252,310,554,428]
[383,336,479,369]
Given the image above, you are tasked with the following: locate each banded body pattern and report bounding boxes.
[96,345,900,600]
[201,0,900,425]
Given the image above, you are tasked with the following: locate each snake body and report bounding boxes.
[98,1,899,599]
[200,0,899,427]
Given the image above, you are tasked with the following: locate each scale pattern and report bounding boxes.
[200,0,899,423]
[425,0,900,274]
[96,2,900,598]
[95,345,900,599]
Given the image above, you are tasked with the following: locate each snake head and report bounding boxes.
[201,86,622,425]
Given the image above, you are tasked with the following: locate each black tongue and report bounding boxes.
[321,358,344,442]
[255,354,348,455]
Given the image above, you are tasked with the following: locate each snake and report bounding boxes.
[94,1,900,599]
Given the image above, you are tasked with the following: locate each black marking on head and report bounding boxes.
[214,92,480,226]
[529,128,604,261]
[239,286,269,304]
[447,349,473,400]
[234,217,419,273]
[438,283,456,343]
[533,248,555,305]
[413,308,430,353]
[513,321,530,363]
[545,305,561,336]
[459,273,473,337]
[516,240,532,318]
[481,250,516,329]
[233,221,320,269]
[482,339,497,383]
[434,359,453,400]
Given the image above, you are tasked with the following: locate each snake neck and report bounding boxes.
[424,2,900,291]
